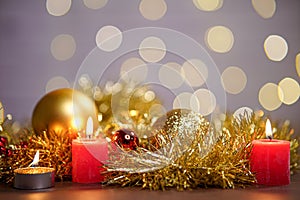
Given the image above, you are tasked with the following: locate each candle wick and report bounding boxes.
[267,135,273,141]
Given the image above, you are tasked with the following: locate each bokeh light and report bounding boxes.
[173,92,198,111]
[139,36,166,63]
[149,103,166,118]
[45,76,70,93]
[181,59,208,87]
[144,91,156,102]
[296,53,300,77]
[46,0,72,16]
[83,0,108,10]
[205,26,234,53]
[254,109,264,118]
[139,0,167,21]
[120,57,148,84]
[96,25,123,52]
[259,83,283,111]
[264,35,288,61]
[193,89,216,116]
[78,74,93,90]
[252,0,276,19]
[0,101,3,124]
[51,34,76,61]
[159,62,184,89]
[278,77,300,105]
[221,66,247,94]
[193,0,223,11]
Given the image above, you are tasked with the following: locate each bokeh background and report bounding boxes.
[0,0,299,132]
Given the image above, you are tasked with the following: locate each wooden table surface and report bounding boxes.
[0,173,299,200]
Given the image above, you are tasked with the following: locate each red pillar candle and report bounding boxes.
[250,119,290,186]
[72,139,107,183]
[72,117,108,183]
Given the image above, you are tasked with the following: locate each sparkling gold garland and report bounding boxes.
[0,129,75,184]
[0,85,299,189]
[103,112,299,190]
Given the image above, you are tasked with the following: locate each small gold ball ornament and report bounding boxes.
[32,88,98,135]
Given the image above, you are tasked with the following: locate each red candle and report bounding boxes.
[72,139,107,183]
[72,117,108,183]
[250,119,290,186]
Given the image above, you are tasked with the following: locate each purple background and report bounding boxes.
[0,0,299,133]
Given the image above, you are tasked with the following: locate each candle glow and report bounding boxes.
[14,150,55,189]
[72,116,108,183]
[265,119,272,139]
[29,150,39,167]
[86,116,93,138]
[250,119,290,185]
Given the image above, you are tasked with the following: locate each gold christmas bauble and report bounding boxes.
[32,88,98,135]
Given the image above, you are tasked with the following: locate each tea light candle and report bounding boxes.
[14,151,55,189]
[72,117,108,183]
[250,119,290,186]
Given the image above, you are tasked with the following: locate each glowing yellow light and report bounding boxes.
[83,0,107,10]
[29,151,39,167]
[193,89,216,116]
[205,26,234,53]
[129,110,138,117]
[264,35,288,62]
[120,57,147,84]
[173,92,197,111]
[221,66,247,94]
[0,101,4,124]
[193,0,223,11]
[86,117,93,137]
[254,110,264,118]
[96,25,123,52]
[46,0,71,16]
[258,83,283,111]
[149,104,166,117]
[51,34,76,61]
[296,53,300,77]
[99,103,109,113]
[45,76,70,93]
[144,91,155,102]
[278,77,300,105]
[97,113,103,122]
[139,0,167,21]
[252,0,276,19]
[139,37,166,63]
[72,117,83,131]
[181,59,208,87]
[265,119,272,138]
[159,62,184,89]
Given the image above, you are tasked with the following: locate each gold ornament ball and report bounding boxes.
[32,88,99,135]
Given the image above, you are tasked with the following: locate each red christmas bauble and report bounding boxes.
[0,141,4,148]
[0,146,6,154]
[6,149,13,157]
[0,136,7,145]
[112,129,139,150]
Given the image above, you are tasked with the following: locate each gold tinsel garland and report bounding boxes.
[103,112,299,190]
[103,112,259,190]
[0,109,299,188]
[0,81,299,190]
[0,129,75,184]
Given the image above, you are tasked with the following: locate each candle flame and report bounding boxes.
[86,116,93,139]
[29,150,39,167]
[266,119,273,139]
